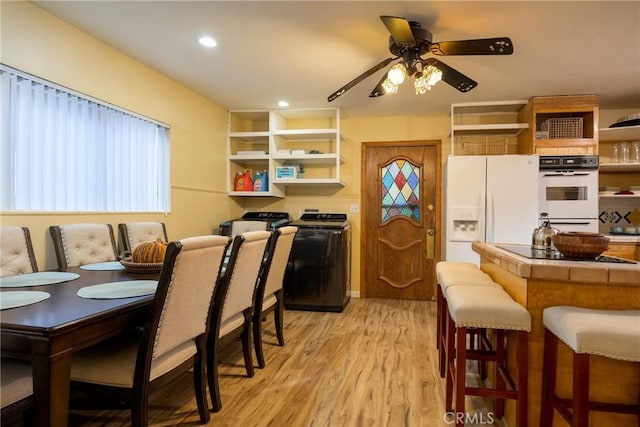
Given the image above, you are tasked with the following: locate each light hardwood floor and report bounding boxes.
[68,298,502,426]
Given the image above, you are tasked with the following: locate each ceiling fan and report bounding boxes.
[327,16,513,102]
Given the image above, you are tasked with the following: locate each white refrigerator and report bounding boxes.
[445,154,540,264]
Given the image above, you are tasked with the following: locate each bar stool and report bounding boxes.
[436,261,499,378]
[444,285,531,427]
[540,306,640,427]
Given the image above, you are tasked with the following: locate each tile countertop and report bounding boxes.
[472,242,640,285]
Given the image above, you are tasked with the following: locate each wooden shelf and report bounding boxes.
[599,125,640,141]
[450,100,529,155]
[599,162,640,172]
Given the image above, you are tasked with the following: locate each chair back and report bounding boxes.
[0,227,38,277]
[230,221,267,238]
[142,235,230,379]
[118,222,168,255]
[219,231,271,334]
[260,226,297,301]
[49,224,119,269]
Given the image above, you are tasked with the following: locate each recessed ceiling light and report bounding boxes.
[198,36,217,48]
[278,100,289,107]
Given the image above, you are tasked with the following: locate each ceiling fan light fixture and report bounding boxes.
[381,78,399,94]
[387,63,407,85]
[414,64,442,95]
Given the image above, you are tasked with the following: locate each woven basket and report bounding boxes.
[120,257,163,273]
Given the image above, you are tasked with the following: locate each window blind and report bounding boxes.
[0,65,170,212]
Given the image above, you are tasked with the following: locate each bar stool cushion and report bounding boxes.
[447,286,531,331]
[543,306,640,362]
[436,262,496,290]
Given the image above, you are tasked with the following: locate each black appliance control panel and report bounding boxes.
[539,155,599,170]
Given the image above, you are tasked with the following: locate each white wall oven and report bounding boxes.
[539,155,599,232]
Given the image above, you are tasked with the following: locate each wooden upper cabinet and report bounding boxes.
[517,95,599,155]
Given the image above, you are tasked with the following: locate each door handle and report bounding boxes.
[426,229,435,259]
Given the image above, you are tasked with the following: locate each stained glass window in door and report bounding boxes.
[381,159,420,222]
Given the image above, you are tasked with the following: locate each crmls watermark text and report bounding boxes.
[443,411,495,425]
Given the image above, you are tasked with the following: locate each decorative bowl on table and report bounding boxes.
[551,232,610,259]
[120,257,163,273]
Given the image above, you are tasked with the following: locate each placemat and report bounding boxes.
[0,291,51,310]
[77,280,158,299]
[0,272,80,288]
[80,261,126,271]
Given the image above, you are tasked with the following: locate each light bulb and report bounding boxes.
[387,64,407,85]
[381,78,399,94]
[414,64,442,95]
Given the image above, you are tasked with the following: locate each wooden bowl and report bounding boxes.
[552,232,610,259]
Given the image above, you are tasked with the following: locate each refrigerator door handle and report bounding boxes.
[486,190,493,242]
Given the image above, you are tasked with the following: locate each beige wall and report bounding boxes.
[0,1,242,270]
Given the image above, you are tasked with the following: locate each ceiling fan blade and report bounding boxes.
[380,16,416,46]
[430,37,514,55]
[369,72,390,98]
[425,58,477,92]
[327,57,395,102]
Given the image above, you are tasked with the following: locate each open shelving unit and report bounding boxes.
[450,100,529,155]
[227,108,344,197]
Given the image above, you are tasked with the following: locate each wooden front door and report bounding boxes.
[361,141,441,300]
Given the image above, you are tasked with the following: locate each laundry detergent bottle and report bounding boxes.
[253,170,268,191]
[234,170,253,191]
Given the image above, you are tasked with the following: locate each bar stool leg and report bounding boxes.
[445,310,455,413]
[540,328,558,427]
[455,325,468,427]
[516,330,529,427]
[438,286,446,378]
[494,329,506,419]
[573,352,590,427]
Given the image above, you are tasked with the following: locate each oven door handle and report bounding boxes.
[549,221,594,225]
[541,172,591,177]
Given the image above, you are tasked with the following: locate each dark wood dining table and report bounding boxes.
[1,266,160,427]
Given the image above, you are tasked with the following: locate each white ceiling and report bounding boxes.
[31,1,640,118]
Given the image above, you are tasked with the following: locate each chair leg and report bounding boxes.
[241,309,255,378]
[207,333,223,412]
[131,382,149,427]
[193,337,210,423]
[455,325,467,427]
[275,289,285,346]
[253,310,266,369]
[540,328,558,427]
[573,352,590,427]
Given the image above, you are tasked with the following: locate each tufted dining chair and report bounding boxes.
[207,230,271,412]
[252,226,297,368]
[49,224,119,270]
[118,222,168,256]
[0,226,38,277]
[230,220,267,238]
[69,235,230,427]
[1,358,34,425]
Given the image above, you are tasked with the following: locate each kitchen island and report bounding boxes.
[472,242,640,427]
